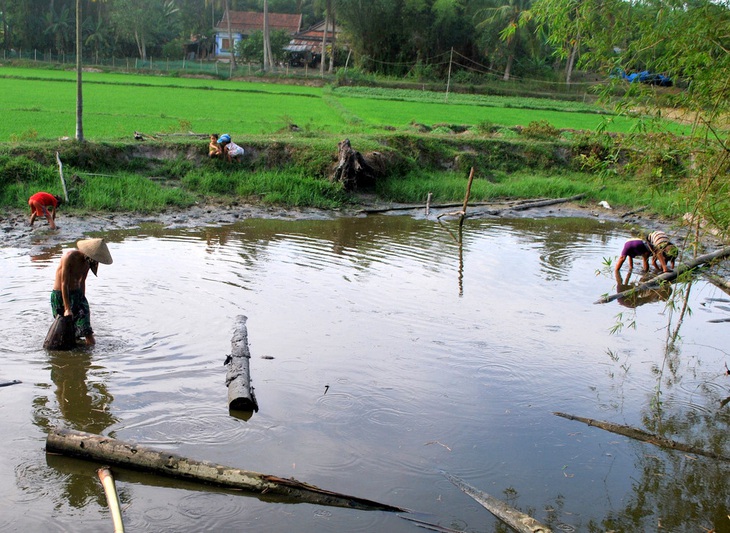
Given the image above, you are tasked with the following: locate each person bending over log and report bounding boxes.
[51,238,113,345]
[614,238,652,272]
[28,191,63,230]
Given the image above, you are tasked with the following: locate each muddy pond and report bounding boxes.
[1,210,729,532]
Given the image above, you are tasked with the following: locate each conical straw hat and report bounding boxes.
[77,238,113,264]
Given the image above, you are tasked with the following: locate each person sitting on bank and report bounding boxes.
[29,191,63,230]
[51,238,113,345]
[646,230,678,273]
[614,238,652,272]
[208,133,222,158]
[217,133,245,163]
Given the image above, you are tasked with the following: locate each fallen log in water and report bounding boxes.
[510,193,587,212]
[595,246,730,304]
[554,412,730,462]
[225,315,259,412]
[443,471,552,533]
[46,428,406,512]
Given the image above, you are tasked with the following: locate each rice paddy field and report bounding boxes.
[0,65,674,142]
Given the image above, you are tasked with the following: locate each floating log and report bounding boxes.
[43,315,77,350]
[97,467,125,533]
[225,315,259,412]
[554,412,730,462]
[46,428,406,512]
[443,471,552,533]
[595,246,730,304]
[0,380,22,387]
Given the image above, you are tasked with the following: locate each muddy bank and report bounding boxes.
[0,197,680,256]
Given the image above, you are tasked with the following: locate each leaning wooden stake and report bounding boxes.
[46,428,406,512]
[459,167,475,228]
[437,167,476,222]
[554,412,730,462]
[595,246,730,304]
[225,315,259,412]
[55,152,69,202]
[443,471,552,533]
[97,467,125,533]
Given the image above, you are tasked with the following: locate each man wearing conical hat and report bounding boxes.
[51,238,113,345]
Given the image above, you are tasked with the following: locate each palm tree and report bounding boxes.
[476,0,534,81]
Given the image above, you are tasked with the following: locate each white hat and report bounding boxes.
[77,238,113,265]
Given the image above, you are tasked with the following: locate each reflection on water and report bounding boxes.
[1,214,728,532]
[614,269,673,308]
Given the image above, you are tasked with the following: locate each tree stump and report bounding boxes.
[331,139,384,191]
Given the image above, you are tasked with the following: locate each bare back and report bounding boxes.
[53,250,90,293]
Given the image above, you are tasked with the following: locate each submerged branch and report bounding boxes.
[443,471,552,533]
[554,412,730,462]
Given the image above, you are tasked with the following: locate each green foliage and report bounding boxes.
[520,120,562,140]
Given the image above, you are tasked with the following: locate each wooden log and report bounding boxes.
[0,380,22,387]
[225,315,259,412]
[43,315,77,350]
[46,428,406,512]
[443,471,552,533]
[97,467,125,533]
[510,193,587,211]
[595,246,730,304]
[554,412,730,462]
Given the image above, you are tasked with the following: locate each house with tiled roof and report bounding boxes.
[284,20,342,67]
[214,10,303,57]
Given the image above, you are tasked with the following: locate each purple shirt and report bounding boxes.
[620,239,649,257]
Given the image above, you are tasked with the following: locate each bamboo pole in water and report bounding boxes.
[46,428,406,512]
[97,467,125,532]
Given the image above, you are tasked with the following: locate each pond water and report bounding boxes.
[1,213,729,532]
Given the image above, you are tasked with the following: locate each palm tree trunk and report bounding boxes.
[565,35,580,85]
[320,0,331,76]
[75,0,83,141]
[263,0,273,71]
[225,1,236,75]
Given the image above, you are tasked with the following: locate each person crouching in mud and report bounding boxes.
[51,238,113,345]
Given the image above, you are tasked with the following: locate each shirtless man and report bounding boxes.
[51,238,113,345]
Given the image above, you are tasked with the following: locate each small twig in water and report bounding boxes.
[424,441,452,452]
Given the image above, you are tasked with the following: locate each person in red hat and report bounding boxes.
[51,238,113,345]
[28,191,63,230]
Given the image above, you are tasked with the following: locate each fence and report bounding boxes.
[2,49,329,79]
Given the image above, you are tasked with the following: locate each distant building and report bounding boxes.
[214,11,303,57]
[285,20,341,68]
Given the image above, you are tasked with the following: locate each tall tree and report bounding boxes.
[475,0,534,81]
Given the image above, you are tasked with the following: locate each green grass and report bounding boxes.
[0,66,684,142]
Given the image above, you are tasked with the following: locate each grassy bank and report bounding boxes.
[0,131,696,220]
[0,65,714,225]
